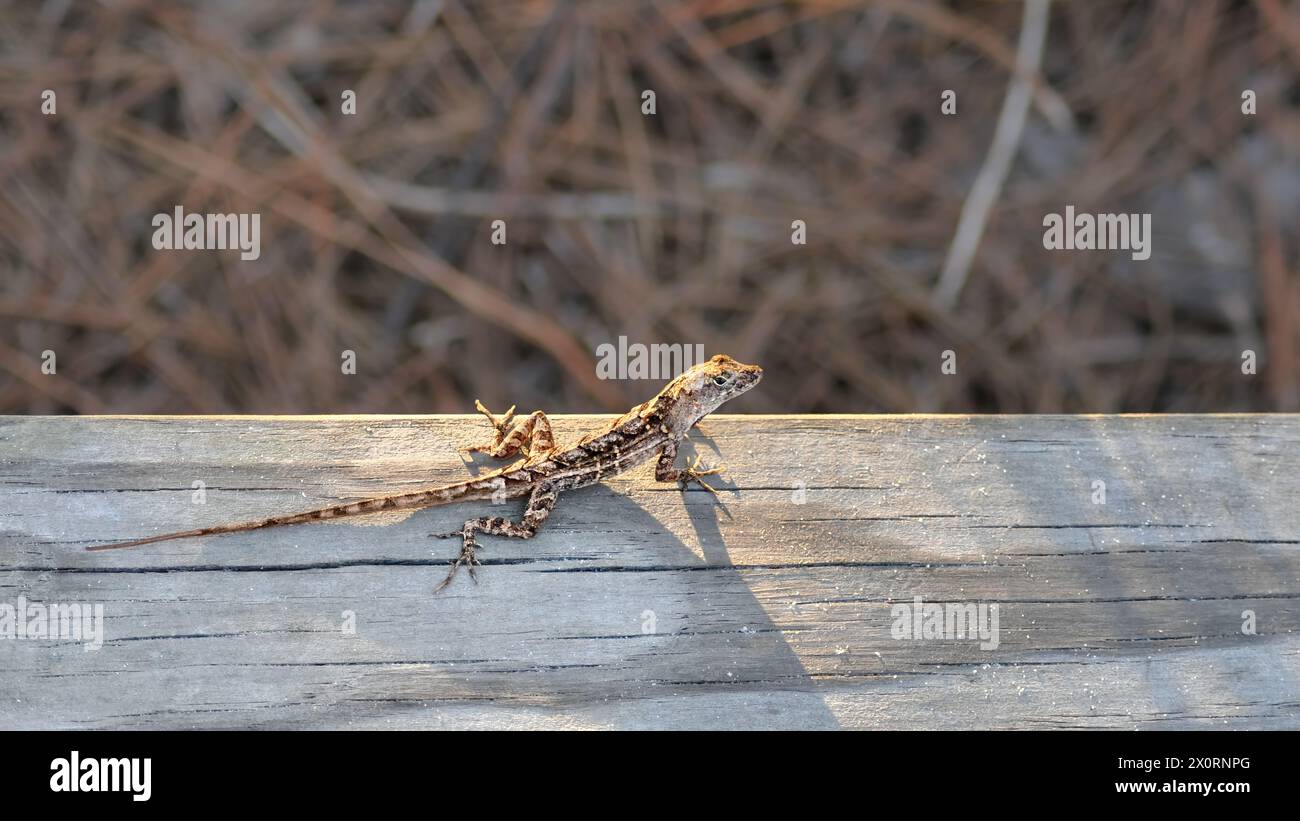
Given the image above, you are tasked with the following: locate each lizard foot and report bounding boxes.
[460,400,516,455]
[432,532,481,593]
[681,454,725,495]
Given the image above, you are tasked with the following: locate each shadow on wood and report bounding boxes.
[1,414,1297,729]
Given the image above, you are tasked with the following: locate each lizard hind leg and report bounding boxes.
[431,482,559,593]
[461,401,555,460]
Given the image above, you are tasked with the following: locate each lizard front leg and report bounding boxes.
[431,481,559,592]
[654,439,724,495]
[462,400,556,459]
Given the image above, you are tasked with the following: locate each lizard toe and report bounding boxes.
[681,473,720,496]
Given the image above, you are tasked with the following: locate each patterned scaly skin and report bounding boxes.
[89,354,763,593]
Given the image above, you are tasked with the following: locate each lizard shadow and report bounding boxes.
[356,436,842,729]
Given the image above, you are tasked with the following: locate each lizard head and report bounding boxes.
[657,354,763,431]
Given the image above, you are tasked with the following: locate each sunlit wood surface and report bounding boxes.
[2,414,1298,729]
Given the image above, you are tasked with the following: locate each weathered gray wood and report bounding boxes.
[1,414,1298,729]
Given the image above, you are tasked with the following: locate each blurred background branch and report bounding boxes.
[0,0,1296,414]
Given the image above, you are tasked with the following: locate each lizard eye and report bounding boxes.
[712,375,729,386]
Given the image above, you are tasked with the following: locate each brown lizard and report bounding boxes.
[87,354,763,592]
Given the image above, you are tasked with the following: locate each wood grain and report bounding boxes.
[2,414,1298,729]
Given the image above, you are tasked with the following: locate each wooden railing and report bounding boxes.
[2,414,1297,729]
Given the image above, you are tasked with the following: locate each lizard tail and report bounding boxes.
[87,484,477,552]
[87,528,217,551]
